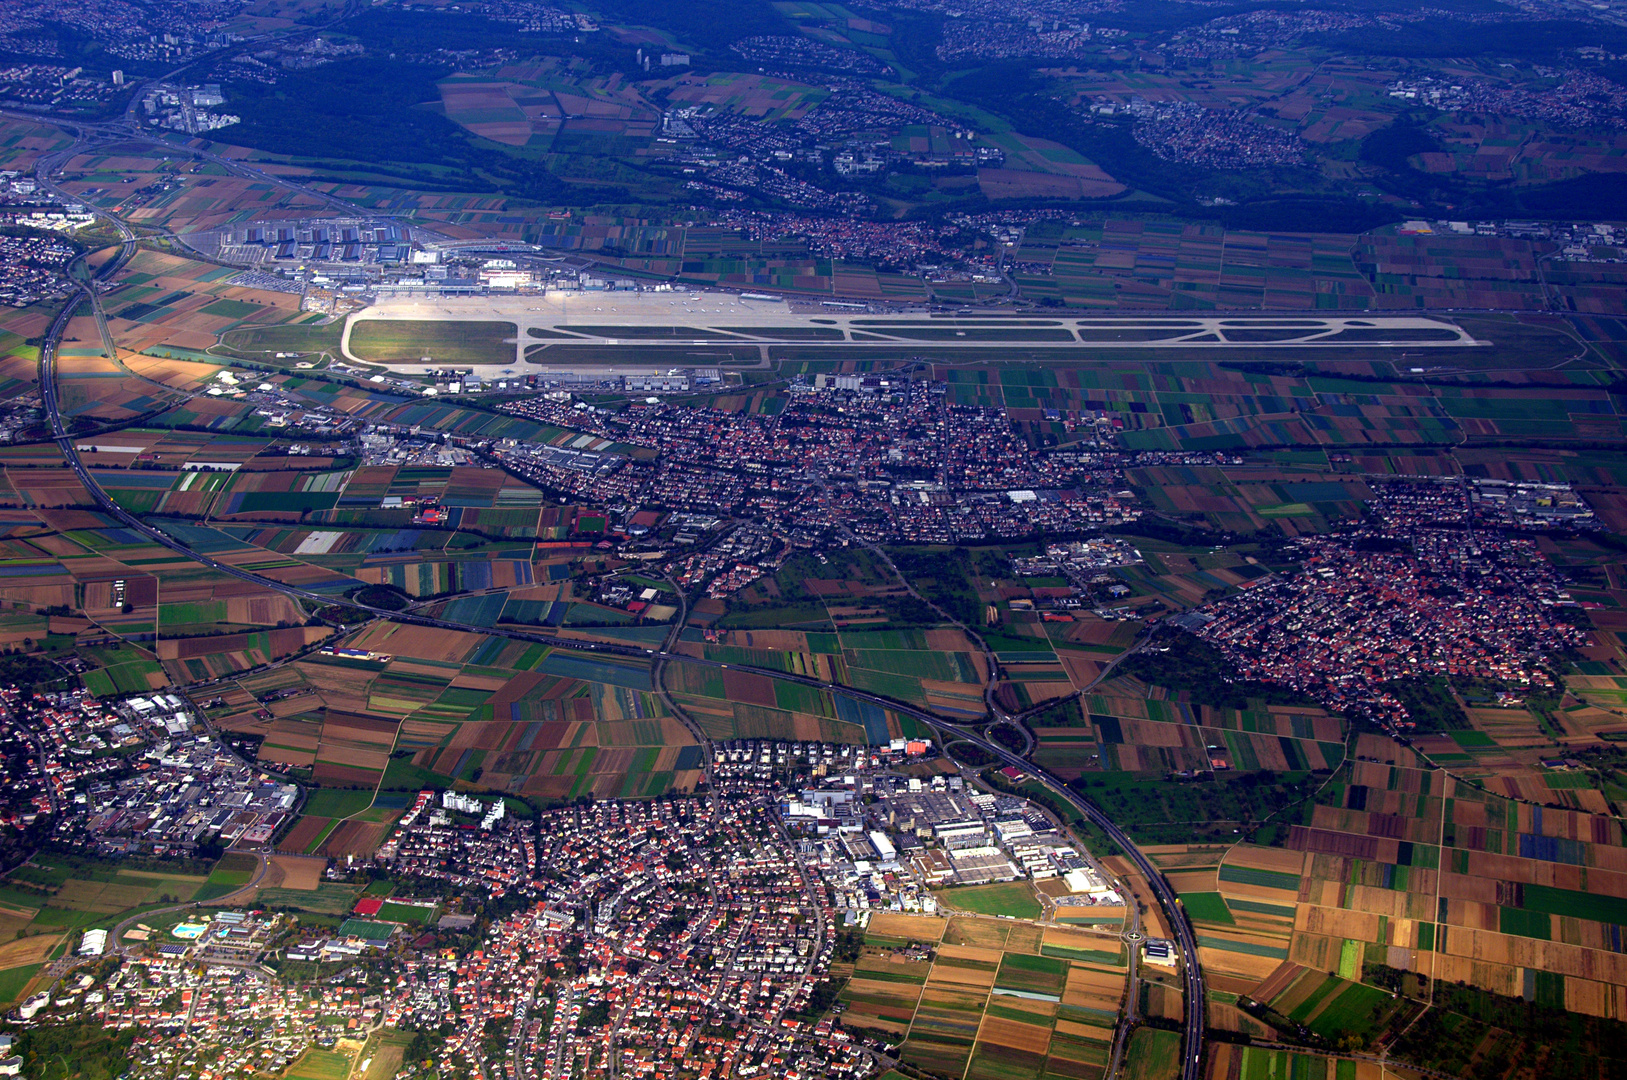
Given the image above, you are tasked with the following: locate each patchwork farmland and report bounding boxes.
[841,912,1130,1080]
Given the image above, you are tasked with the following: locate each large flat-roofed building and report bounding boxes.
[934,819,989,849]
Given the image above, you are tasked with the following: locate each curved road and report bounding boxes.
[38,250,1207,1080]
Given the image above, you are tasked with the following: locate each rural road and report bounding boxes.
[104,850,280,957]
[40,280,1210,1078]
[35,191,1209,1080]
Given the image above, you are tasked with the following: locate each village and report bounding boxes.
[1187,479,1593,725]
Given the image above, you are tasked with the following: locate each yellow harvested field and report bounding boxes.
[1004,923,1044,953]
[0,934,62,969]
[945,917,1009,948]
[1055,1017,1114,1039]
[1062,964,1125,1010]
[1444,926,1627,986]
[1197,946,1282,983]
[1044,925,1121,953]
[344,621,483,663]
[1167,870,1219,893]
[1296,906,1386,940]
[449,673,509,691]
[269,855,322,891]
[977,1016,1052,1054]
[937,944,1004,964]
[1225,845,1306,874]
[1431,954,1521,997]
[846,976,925,1000]
[1219,878,1302,904]
[1143,845,1229,869]
[866,912,946,941]
[928,966,998,988]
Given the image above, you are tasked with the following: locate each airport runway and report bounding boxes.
[341,293,1483,370]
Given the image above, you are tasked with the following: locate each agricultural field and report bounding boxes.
[83,248,309,397]
[663,656,923,746]
[1156,727,1627,1072]
[52,151,329,235]
[12,5,1627,1080]
[0,852,230,978]
[922,342,1616,463]
[1204,1045,1386,1080]
[675,623,989,721]
[1122,1028,1180,1080]
[1030,656,1346,847]
[214,621,707,816]
[0,478,339,683]
[841,913,1127,1080]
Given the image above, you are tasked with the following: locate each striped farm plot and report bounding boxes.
[1266,731,1627,1022]
[858,913,1128,1080]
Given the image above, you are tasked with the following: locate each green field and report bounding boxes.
[1337,939,1361,980]
[993,951,1068,996]
[83,659,166,696]
[198,853,255,896]
[1233,1048,1333,1080]
[933,882,1042,920]
[1122,1027,1180,1080]
[0,963,41,1005]
[284,1048,353,1080]
[218,321,344,361]
[376,901,436,925]
[303,788,375,818]
[1305,981,1398,1041]
[254,884,359,915]
[349,319,517,365]
[1178,891,1235,925]
[4,858,212,930]
[200,298,265,319]
[1521,884,1627,925]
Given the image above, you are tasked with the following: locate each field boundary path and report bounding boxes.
[33,182,1210,1080]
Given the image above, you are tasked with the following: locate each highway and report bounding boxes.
[35,235,1207,1080]
[40,291,1206,1078]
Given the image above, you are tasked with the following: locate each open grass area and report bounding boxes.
[217,321,344,363]
[1305,981,1397,1042]
[350,319,517,365]
[252,883,360,915]
[933,882,1041,920]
